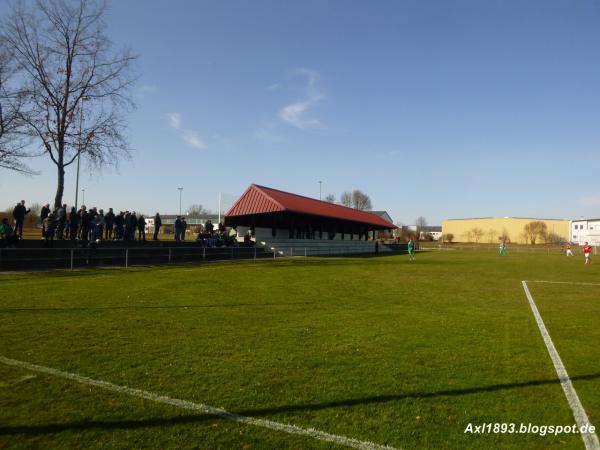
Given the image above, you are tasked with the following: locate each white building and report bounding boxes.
[570,219,600,246]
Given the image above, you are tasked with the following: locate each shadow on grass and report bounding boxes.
[2,372,599,436]
[0,301,315,313]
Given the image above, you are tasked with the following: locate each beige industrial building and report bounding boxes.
[442,217,570,244]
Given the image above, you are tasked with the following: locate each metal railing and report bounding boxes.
[0,246,270,271]
[0,244,386,271]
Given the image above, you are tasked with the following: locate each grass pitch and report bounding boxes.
[1,251,599,449]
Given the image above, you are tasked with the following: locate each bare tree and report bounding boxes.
[462,230,473,243]
[3,0,137,208]
[523,221,547,245]
[471,227,484,243]
[487,228,498,243]
[186,204,207,217]
[324,194,335,203]
[500,228,510,243]
[351,189,372,211]
[415,216,427,240]
[0,41,33,173]
[546,232,563,244]
[340,191,352,207]
[442,233,454,243]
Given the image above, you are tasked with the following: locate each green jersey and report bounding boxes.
[0,222,14,237]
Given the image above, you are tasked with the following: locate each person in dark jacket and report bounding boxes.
[68,207,78,240]
[130,212,138,241]
[174,216,182,242]
[77,206,87,239]
[79,206,92,243]
[138,215,146,241]
[104,208,115,240]
[56,204,67,239]
[153,213,162,241]
[115,211,125,240]
[12,200,30,238]
[205,219,214,236]
[181,218,188,241]
[40,203,51,238]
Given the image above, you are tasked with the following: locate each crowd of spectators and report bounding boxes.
[193,219,251,248]
[1,200,254,249]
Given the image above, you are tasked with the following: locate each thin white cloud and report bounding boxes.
[166,112,207,149]
[279,69,324,129]
[254,121,283,142]
[167,112,182,130]
[184,132,207,149]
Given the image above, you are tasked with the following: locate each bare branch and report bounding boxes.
[2,0,137,207]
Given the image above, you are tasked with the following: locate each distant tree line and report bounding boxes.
[324,189,372,211]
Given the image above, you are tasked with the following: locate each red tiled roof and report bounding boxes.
[225,184,396,228]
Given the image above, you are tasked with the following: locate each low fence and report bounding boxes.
[0,244,386,271]
[419,244,597,254]
[0,246,271,271]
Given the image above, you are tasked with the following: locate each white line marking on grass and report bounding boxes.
[0,356,397,450]
[521,281,600,450]
[529,280,600,287]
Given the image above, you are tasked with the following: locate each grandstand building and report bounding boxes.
[442,217,570,244]
[224,184,396,255]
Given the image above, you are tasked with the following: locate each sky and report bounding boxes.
[2,0,600,225]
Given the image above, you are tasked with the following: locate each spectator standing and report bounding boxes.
[69,207,78,240]
[131,212,138,241]
[56,204,67,239]
[124,211,132,241]
[105,208,115,240]
[0,218,18,247]
[79,206,92,242]
[40,203,51,238]
[138,215,146,241]
[97,209,105,241]
[90,214,101,241]
[153,213,162,241]
[43,212,57,246]
[12,200,30,238]
[115,212,125,240]
[181,218,188,241]
[77,206,87,239]
[174,216,182,242]
[205,219,214,235]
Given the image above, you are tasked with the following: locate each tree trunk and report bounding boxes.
[54,163,65,210]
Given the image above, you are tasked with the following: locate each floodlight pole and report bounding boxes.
[177,187,183,215]
[319,181,322,200]
[82,189,85,205]
[218,192,222,223]
[74,97,89,210]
